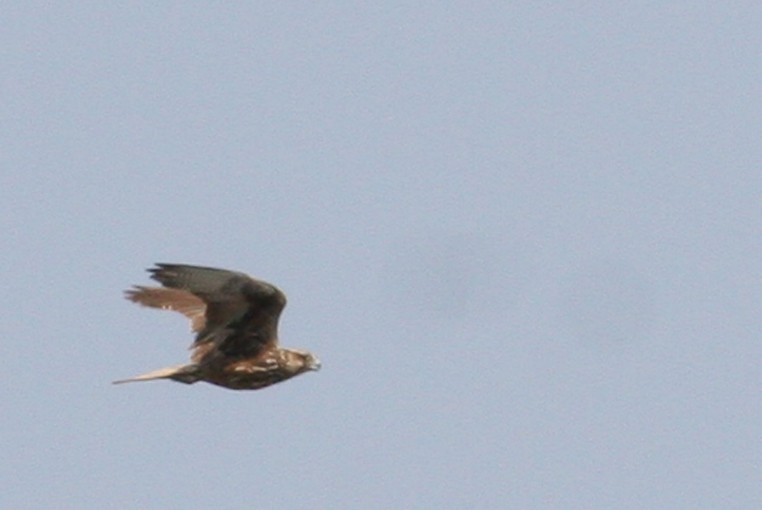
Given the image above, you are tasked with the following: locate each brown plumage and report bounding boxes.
[114,263,320,390]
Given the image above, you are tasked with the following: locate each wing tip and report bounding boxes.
[123,285,144,302]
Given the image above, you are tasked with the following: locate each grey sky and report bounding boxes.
[2,3,760,509]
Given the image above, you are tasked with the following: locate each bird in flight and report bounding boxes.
[114,263,320,390]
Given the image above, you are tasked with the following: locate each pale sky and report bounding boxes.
[2,3,761,509]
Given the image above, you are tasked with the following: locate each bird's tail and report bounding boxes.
[112,364,201,385]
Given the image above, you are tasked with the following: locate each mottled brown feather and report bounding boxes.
[147,263,286,360]
[115,263,319,391]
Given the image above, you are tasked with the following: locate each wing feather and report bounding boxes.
[133,263,287,362]
[124,286,207,332]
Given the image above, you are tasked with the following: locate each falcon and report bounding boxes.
[114,263,320,390]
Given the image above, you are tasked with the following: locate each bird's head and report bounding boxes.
[283,349,321,374]
[303,352,322,372]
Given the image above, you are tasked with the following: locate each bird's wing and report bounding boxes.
[125,286,207,332]
[146,263,287,361]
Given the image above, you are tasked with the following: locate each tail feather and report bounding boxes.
[113,364,200,385]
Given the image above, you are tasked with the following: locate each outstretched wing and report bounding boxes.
[125,286,207,332]
[139,263,287,362]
